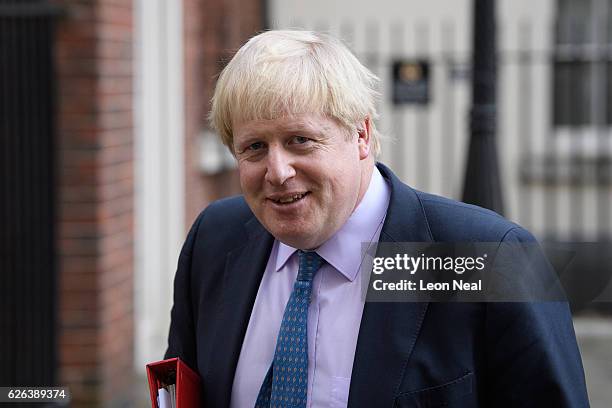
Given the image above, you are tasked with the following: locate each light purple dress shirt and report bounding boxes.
[230,167,391,408]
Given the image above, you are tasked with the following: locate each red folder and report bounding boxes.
[146,357,202,408]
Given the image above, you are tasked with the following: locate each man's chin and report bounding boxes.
[270,228,325,250]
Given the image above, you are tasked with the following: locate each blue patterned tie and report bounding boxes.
[254,250,326,408]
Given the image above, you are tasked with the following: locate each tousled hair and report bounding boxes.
[209,30,382,156]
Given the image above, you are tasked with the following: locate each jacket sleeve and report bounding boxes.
[163,211,205,371]
[485,227,589,407]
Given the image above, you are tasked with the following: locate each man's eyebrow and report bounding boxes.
[281,122,324,137]
[234,134,262,149]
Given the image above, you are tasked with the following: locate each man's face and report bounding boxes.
[233,113,372,249]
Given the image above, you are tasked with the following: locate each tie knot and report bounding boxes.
[297,250,325,282]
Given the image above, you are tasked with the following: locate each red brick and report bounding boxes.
[98,39,131,59]
[53,0,262,405]
[98,144,133,166]
[60,185,98,203]
[97,196,133,221]
[98,128,133,147]
[99,232,132,257]
[60,237,98,257]
[97,3,134,26]
[61,344,99,365]
[98,92,132,113]
[99,242,133,270]
[97,178,132,202]
[98,58,132,76]
[97,22,133,42]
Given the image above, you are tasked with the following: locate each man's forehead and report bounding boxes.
[234,113,329,134]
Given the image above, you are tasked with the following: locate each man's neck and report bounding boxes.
[353,159,375,212]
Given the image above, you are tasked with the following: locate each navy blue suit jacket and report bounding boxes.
[165,163,589,407]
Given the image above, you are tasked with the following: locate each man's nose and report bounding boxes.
[264,147,296,186]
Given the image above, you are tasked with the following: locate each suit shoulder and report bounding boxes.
[189,195,255,249]
[414,190,527,242]
[199,195,253,225]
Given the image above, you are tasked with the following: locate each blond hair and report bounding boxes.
[209,30,382,156]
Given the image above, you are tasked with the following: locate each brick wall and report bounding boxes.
[96,2,134,405]
[183,0,264,227]
[55,0,134,406]
[54,0,263,405]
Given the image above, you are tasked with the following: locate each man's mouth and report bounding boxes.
[269,192,310,205]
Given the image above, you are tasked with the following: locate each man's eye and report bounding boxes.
[291,136,309,144]
[247,142,264,151]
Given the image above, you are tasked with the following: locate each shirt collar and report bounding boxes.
[275,166,391,281]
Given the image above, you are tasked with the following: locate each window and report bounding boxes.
[553,0,612,126]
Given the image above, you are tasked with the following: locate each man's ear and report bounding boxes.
[357,117,371,160]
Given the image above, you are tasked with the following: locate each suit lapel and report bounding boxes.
[207,217,274,408]
[206,164,434,407]
[348,163,434,407]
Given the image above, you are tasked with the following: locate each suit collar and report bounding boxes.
[274,166,391,282]
[206,218,274,408]
[376,162,434,243]
[208,163,433,407]
[347,163,432,407]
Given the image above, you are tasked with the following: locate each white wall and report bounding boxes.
[134,0,185,371]
[269,0,612,238]
[270,0,477,200]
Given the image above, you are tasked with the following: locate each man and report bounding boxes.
[165,30,588,407]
